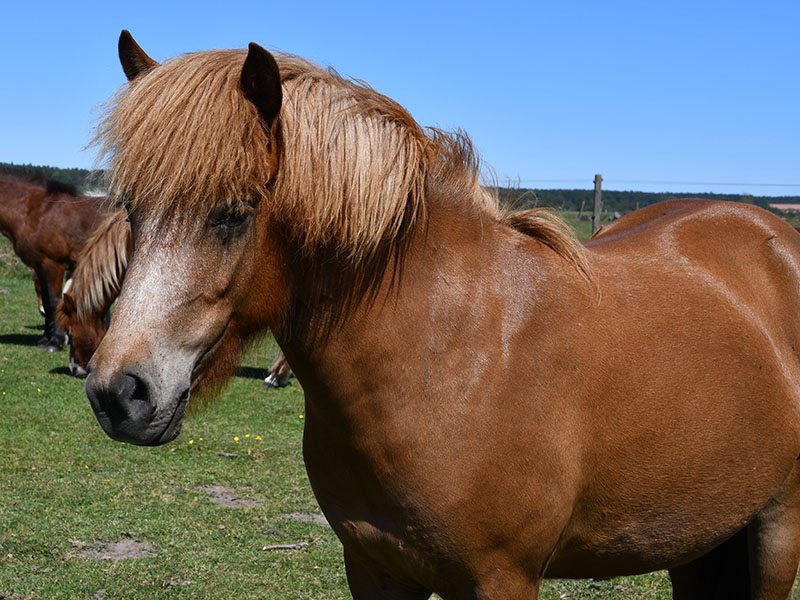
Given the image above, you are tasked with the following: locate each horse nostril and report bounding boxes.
[128,373,149,403]
[115,373,153,420]
[87,371,155,426]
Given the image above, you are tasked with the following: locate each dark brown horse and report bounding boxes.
[85,31,800,598]
[0,175,109,350]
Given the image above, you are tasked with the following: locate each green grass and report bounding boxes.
[0,232,796,599]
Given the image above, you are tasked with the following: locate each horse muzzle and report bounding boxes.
[85,369,189,446]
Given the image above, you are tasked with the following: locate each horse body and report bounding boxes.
[85,33,800,598]
[0,175,108,350]
[287,196,800,596]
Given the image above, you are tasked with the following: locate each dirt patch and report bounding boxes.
[200,485,264,507]
[283,512,328,525]
[77,539,155,561]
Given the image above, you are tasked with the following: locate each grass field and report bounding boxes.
[0,229,796,599]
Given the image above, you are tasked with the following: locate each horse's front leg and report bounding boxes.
[344,550,542,600]
[34,260,67,352]
[344,551,431,600]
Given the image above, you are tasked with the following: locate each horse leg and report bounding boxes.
[262,349,293,388]
[34,261,67,352]
[31,271,45,316]
[747,461,800,600]
[668,528,751,599]
[344,552,431,600]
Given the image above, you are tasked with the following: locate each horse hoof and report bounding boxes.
[37,337,65,352]
[262,375,288,389]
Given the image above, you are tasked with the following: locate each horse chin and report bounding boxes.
[153,388,191,445]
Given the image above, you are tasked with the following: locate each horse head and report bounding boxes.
[85,32,287,445]
[55,291,105,378]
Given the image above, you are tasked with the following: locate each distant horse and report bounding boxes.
[86,31,800,599]
[56,210,292,383]
[0,175,109,351]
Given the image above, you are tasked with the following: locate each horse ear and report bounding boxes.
[60,292,76,317]
[118,30,158,81]
[240,43,282,125]
[55,293,75,330]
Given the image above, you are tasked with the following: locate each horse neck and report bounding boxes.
[277,191,537,414]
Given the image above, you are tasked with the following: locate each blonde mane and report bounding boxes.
[71,209,130,317]
[94,49,588,274]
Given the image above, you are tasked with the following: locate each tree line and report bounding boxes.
[495,187,800,215]
[0,162,99,193]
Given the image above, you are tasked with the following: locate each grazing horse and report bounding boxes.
[0,175,109,351]
[85,31,800,599]
[55,209,130,377]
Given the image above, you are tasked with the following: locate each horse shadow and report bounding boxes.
[0,333,42,347]
[235,365,270,381]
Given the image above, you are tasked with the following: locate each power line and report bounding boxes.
[514,178,800,189]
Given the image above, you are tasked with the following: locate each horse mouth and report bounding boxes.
[155,387,190,445]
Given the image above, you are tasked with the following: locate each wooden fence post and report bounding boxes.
[592,174,603,235]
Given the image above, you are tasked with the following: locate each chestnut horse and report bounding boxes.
[85,31,800,599]
[0,175,109,351]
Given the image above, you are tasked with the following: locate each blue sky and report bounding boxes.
[1,0,797,195]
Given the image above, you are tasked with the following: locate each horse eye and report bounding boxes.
[215,213,249,228]
[210,204,254,230]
